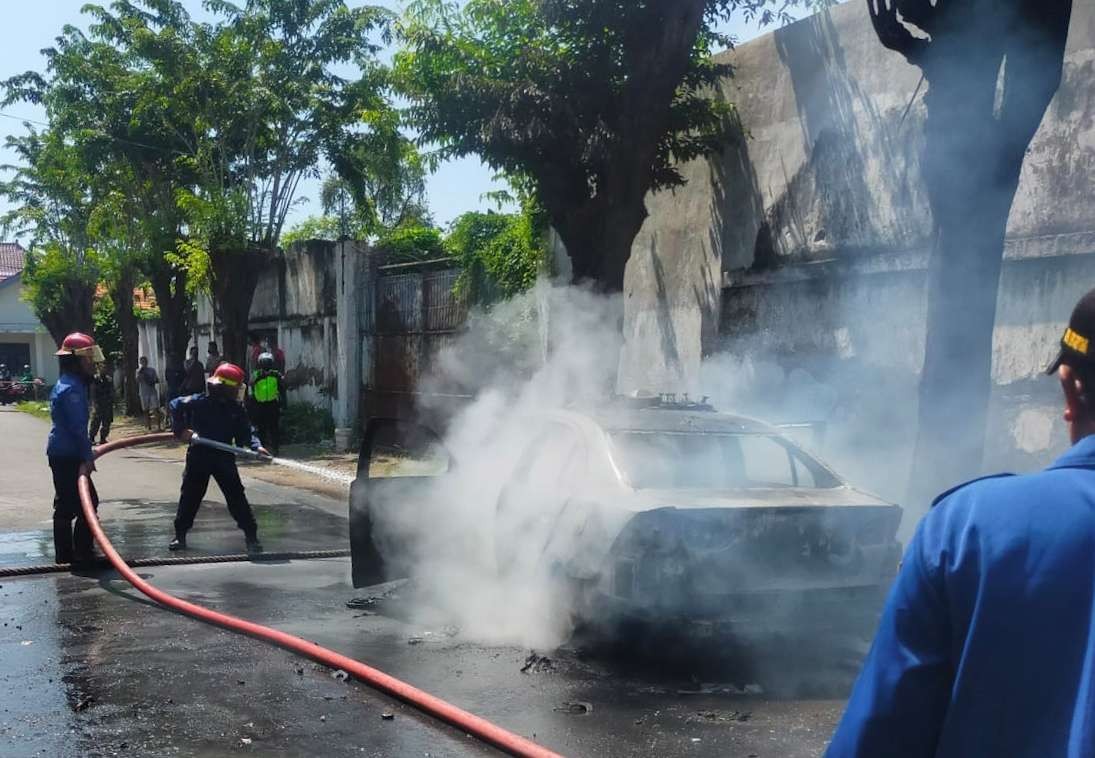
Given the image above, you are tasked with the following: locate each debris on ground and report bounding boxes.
[408,636,425,645]
[554,701,593,715]
[521,652,554,674]
[345,580,409,611]
[74,695,94,712]
[687,710,752,724]
[678,682,763,696]
[240,737,253,746]
[381,712,395,721]
[331,669,349,682]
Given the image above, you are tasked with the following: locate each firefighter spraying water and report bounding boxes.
[168,363,270,554]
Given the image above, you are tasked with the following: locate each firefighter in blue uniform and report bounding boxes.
[168,362,268,554]
[827,287,1095,758]
[47,332,104,565]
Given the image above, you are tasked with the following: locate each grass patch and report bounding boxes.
[15,400,51,420]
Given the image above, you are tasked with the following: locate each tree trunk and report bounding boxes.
[904,2,1071,507]
[149,264,192,388]
[209,247,267,365]
[554,197,649,293]
[111,270,142,416]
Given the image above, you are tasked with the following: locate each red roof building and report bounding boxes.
[0,242,26,282]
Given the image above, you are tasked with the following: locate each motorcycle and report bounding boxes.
[0,380,27,406]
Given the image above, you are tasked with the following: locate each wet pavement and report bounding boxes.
[0,407,853,756]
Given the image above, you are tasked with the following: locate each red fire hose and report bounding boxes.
[79,433,563,758]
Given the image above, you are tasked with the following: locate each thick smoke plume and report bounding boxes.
[370,282,624,648]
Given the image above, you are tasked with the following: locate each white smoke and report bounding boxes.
[367,281,625,648]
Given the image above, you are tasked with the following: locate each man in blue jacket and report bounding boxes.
[48,332,104,565]
[827,288,1095,757]
[168,362,269,554]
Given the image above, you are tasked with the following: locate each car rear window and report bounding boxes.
[607,432,838,490]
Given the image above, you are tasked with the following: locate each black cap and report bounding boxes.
[1047,288,1095,374]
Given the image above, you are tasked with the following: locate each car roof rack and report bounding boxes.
[610,391,716,412]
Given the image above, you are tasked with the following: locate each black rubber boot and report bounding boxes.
[168,535,187,551]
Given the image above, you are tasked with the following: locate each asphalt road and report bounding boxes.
[0,406,854,757]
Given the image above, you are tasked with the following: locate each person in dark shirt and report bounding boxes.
[168,362,269,554]
[88,362,115,445]
[47,332,103,565]
[181,346,205,395]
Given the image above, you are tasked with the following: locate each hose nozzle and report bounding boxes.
[189,433,272,462]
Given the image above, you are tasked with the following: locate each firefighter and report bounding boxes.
[168,362,269,554]
[47,332,104,565]
[827,287,1095,758]
[88,361,115,445]
[250,352,285,455]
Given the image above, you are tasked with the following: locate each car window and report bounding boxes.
[608,432,838,490]
[739,435,795,487]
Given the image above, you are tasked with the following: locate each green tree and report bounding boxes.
[396,0,820,293]
[447,206,547,304]
[6,4,198,380]
[166,0,395,363]
[0,127,99,341]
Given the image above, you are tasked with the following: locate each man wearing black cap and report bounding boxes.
[827,288,1095,758]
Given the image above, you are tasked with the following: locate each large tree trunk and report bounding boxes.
[111,270,141,416]
[871,0,1073,506]
[209,247,267,365]
[554,195,649,293]
[149,263,192,390]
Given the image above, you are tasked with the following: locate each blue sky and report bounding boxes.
[0,1,808,237]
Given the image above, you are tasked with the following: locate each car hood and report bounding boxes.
[618,485,891,512]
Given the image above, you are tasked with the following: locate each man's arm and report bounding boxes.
[235,408,262,452]
[825,523,952,758]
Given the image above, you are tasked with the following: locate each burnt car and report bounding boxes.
[350,397,902,642]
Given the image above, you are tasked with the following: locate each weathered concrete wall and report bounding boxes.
[623,0,1095,503]
[165,241,345,412]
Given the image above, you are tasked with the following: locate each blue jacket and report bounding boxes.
[46,372,94,462]
[169,393,261,452]
[827,434,1095,758]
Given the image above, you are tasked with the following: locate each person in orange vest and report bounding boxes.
[168,363,269,554]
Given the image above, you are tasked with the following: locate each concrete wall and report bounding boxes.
[189,241,341,411]
[622,0,1095,503]
[0,275,58,383]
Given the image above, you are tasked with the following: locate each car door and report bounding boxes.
[494,422,585,577]
[350,418,450,587]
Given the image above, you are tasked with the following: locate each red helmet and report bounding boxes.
[55,332,104,362]
[208,362,246,388]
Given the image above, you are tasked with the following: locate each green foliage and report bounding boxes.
[395,0,824,289]
[282,402,336,445]
[447,209,546,303]
[20,243,100,339]
[93,294,122,364]
[375,224,446,264]
[282,215,345,247]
